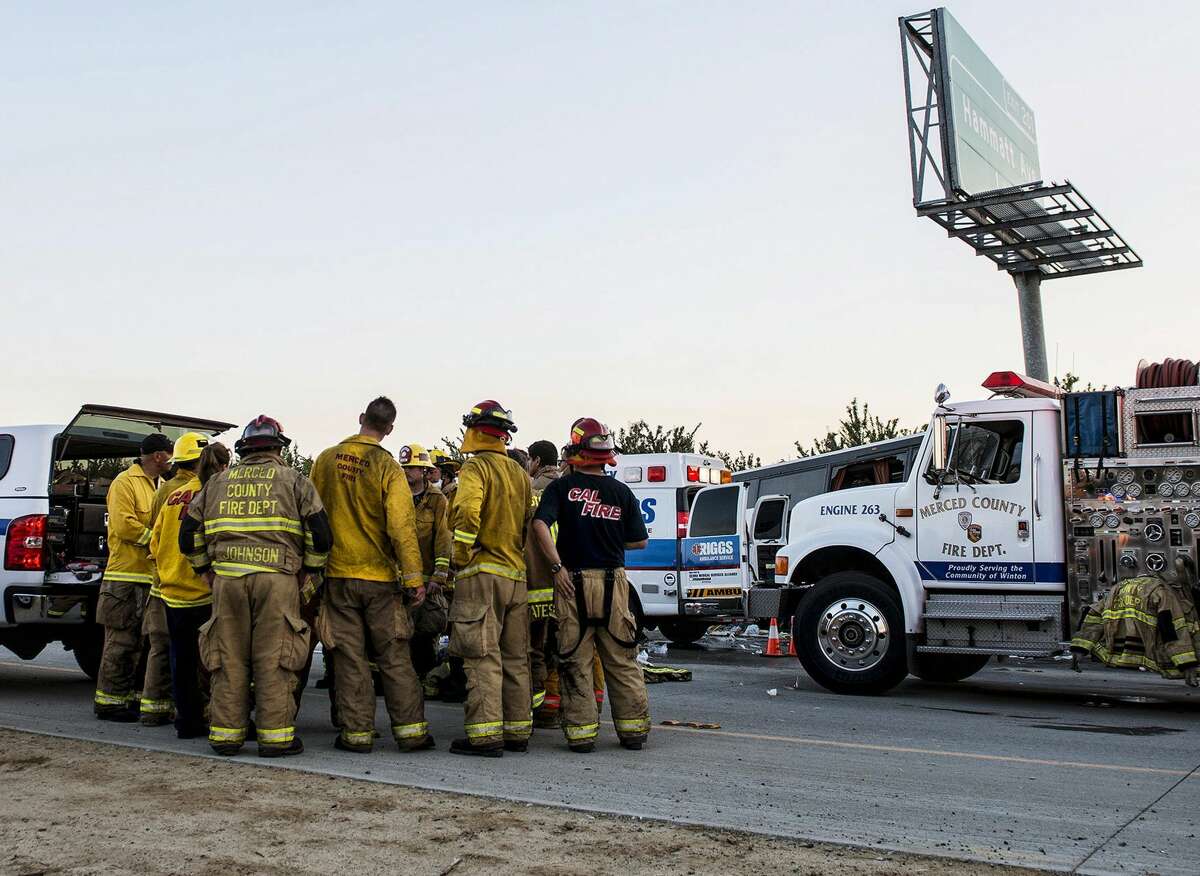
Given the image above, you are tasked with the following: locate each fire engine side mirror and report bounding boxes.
[934,383,951,406]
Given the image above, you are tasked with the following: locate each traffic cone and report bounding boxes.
[787,616,797,657]
[764,617,783,657]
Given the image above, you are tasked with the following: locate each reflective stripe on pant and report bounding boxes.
[449,572,531,745]
[94,580,149,711]
[140,594,174,717]
[203,572,309,752]
[321,578,427,750]
[556,568,649,746]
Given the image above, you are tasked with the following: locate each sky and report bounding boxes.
[6,2,1198,462]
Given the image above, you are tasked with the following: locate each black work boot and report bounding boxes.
[334,735,372,754]
[620,738,645,751]
[259,737,304,758]
[449,738,503,758]
[569,742,595,754]
[398,734,436,753]
[503,739,528,753]
[210,743,241,757]
[140,713,173,728]
[96,707,139,723]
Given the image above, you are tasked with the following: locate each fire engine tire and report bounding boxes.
[909,653,990,683]
[794,572,907,696]
[657,619,709,646]
[69,625,105,681]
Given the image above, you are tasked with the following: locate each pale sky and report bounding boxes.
[6,2,1197,461]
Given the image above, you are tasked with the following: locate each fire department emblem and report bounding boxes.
[967,523,983,544]
[957,511,973,531]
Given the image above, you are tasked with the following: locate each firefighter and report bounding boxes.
[141,433,211,726]
[430,449,460,507]
[94,433,174,722]
[310,399,433,754]
[180,416,331,757]
[448,400,533,757]
[150,436,229,738]
[532,418,651,752]
[399,443,452,683]
[524,440,561,722]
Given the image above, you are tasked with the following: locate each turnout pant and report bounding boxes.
[166,603,211,736]
[199,573,311,754]
[448,572,531,747]
[140,594,174,720]
[94,581,149,714]
[557,568,650,748]
[318,578,427,750]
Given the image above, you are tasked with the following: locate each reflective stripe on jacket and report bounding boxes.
[310,434,423,586]
[103,463,157,586]
[450,430,532,581]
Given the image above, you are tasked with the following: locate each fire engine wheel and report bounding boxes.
[909,653,990,683]
[795,572,907,695]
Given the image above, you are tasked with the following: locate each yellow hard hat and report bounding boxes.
[398,443,436,469]
[171,432,210,464]
[429,448,460,470]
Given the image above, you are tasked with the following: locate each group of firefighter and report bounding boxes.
[90,398,652,758]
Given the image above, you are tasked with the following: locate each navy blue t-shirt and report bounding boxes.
[534,472,648,570]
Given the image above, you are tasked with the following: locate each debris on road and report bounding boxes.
[660,720,721,729]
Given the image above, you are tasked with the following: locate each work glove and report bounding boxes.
[299,570,324,606]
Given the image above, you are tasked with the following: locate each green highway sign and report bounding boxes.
[939,8,1040,195]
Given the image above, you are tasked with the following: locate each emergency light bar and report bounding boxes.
[982,371,1061,400]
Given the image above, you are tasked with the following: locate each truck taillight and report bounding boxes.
[5,514,47,571]
[686,466,700,482]
[647,466,667,482]
[677,511,690,538]
[775,555,789,577]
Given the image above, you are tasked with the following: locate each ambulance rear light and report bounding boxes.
[982,371,1060,399]
[677,511,690,538]
[720,470,732,484]
[623,466,642,483]
[647,466,667,483]
[686,466,700,482]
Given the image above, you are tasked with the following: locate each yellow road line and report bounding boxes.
[657,724,1192,777]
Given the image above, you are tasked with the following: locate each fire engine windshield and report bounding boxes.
[935,420,1024,485]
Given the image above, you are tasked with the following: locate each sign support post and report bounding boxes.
[1012,270,1048,381]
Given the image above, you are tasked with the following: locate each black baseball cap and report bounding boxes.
[141,433,174,455]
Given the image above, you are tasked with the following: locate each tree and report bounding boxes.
[616,420,701,454]
[795,399,918,457]
[439,428,466,462]
[1053,372,1103,392]
[697,442,762,472]
[279,443,314,477]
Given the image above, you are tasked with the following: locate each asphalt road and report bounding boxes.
[2,640,1199,875]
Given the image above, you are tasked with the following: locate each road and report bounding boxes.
[1,641,1198,875]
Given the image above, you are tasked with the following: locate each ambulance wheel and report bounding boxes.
[795,573,907,695]
[910,653,990,683]
[658,619,708,645]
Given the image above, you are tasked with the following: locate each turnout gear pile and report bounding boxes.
[94,461,158,719]
[1071,572,1200,681]
[448,412,534,753]
[181,440,332,756]
[311,433,431,753]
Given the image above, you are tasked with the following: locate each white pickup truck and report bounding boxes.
[0,405,233,677]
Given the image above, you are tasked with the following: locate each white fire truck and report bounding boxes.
[683,369,1200,694]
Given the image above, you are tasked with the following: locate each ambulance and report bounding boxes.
[705,366,1200,696]
[608,453,738,644]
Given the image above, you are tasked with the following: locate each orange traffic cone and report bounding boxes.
[787,616,797,657]
[764,616,783,657]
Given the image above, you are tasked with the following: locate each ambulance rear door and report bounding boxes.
[680,483,749,620]
[622,483,681,619]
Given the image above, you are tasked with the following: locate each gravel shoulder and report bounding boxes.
[0,728,1041,876]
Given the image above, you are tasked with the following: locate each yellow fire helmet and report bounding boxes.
[428,448,461,471]
[398,443,436,469]
[171,432,210,464]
